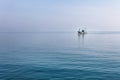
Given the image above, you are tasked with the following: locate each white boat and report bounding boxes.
[78,29,87,34]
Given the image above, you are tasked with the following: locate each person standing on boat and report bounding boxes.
[82,29,84,33]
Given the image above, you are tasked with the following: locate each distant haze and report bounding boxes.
[0,0,120,32]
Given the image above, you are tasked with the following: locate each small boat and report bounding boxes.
[78,28,87,34]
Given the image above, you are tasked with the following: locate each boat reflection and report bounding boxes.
[78,33,86,48]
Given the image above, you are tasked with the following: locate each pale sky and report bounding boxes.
[0,0,120,32]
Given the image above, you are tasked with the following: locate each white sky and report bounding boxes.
[0,0,120,32]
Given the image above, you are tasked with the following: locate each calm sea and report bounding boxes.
[0,32,120,80]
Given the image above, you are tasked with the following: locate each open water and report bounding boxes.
[0,32,120,80]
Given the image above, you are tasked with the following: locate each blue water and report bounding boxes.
[0,32,120,80]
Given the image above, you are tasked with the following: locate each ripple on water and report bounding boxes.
[1,64,120,80]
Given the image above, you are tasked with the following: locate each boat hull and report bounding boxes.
[78,31,87,34]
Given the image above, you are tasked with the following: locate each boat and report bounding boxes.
[77,28,87,34]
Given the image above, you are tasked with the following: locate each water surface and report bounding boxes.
[0,32,120,80]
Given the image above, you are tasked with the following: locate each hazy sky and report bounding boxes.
[0,0,120,32]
